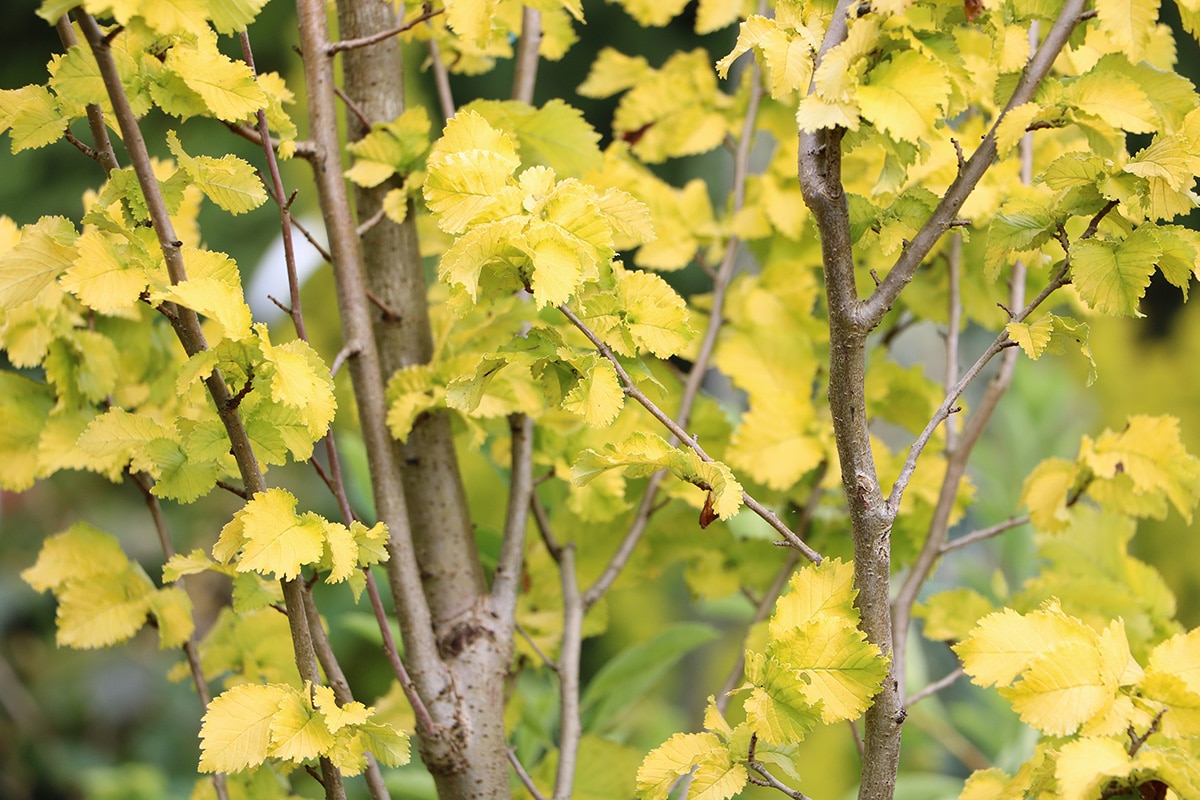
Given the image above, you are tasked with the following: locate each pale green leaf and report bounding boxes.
[0,216,75,309]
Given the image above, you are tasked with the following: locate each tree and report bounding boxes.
[3,0,1200,796]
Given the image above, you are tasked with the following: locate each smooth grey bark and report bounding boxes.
[306,0,516,796]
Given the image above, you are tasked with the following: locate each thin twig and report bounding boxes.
[326,6,444,54]
[363,568,440,736]
[514,621,557,670]
[511,6,542,105]
[493,414,535,615]
[508,749,549,800]
[747,735,814,800]
[224,120,318,160]
[56,14,119,174]
[940,514,1030,553]
[558,305,823,563]
[335,85,373,132]
[906,667,964,707]
[553,545,584,800]
[429,39,456,119]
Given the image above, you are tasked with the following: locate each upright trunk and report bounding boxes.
[306,0,515,796]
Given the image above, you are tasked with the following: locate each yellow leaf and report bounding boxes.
[771,558,858,637]
[1006,315,1055,359]
[0,84,64,153]
[236,489,328,580]
[199,683,290,773]
[578,49,650,99]
[55,566,155,649]
[163,549,219,582]
[269,685,335,763]
[1020,457,1080,532]
[636,732,724,800]
[608,0,690,26]
[1148,628,1200,695]
[856,50,950,145]
[21,522,130,593]
[445,0,498,43]
[999,639,1118,735]
[1094,0,1159,60]
[167,131,267,214]
[773,615,888,724]
[955,602,1095,687]
[76,408,175,475]
[322,522,358,584]
[255,324,338,438]
[0,216,75,310]
[561,355,624,427]
[1065,69,1158,134]
[1054,737,1133,800]
[0,373,54,491]
[1080,415,1200,522]
[425,111,522,234]
[717,16,814,99]
[994,102,1039,158]
[166,42,266,122]
[155,277,253,343]
[60,229,150,313]
[147,586,195,649]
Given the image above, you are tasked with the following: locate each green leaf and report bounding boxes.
[1070,229,1160,317]
[581,622,719,733]
[0,372,54,491]
[742,650,821,744]
[465,98,603,176]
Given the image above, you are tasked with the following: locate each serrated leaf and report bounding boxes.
[21,522,131,593]
[955,602,1096,687]
[466,98,603,176]
[77,408,175,474]
[857,50,949,145]
[167,131,267,214]
[55,566,155,649]
[269,686,334,763]
[0,216,75,309]
[1070,230,1160,317]
[199,683,289,773]
[716,16,815,99]
[561,355,624,427]
[999,638,1120,736]
[0,84,64,153]
[0,373,54,491]
[616,268,692,357]
[425,111,522,234]
[772,615,888,724]
[1006,315,1055,358]
[742,651,821,744]
[59,229,151,313]
[1080,415,1200,522]
[146,585,195,649]
[636,732,724,800]
[1054,737,1133,800]
[578,49,649,98]
[234,489,327,580]
[166,43,266,122]
[1065,69,1158,134]
[771,558,859,637]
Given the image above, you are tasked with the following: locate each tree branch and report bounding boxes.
[511,6,542,105]
[940,514,1030,553]
[906,666,964,707]
[558,305,822,563]
[492,413,535,615]
[860,0,1090,327]
[294,0,444,693]
[326,5,444,54]
[56,15,119,174]
[553,545,584,800]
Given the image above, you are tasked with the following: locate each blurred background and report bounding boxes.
[2,0,1199,797]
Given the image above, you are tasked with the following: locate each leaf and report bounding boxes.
[772,615,888,724]
[207,0,273,33]
[255,324,337,439]
[742,651,821,744]
[0,84,64,152]
[269,686,334,764]
[0,216,75,309]
[54,566,155,649]
[914,588,997,642]
[59,229,151,313]
[146,586,195,649]
[1080,415,1200,522]
[167,131,267,214]
[166,42,266,122]
[234,489,328,580]
[1070,229,1161,317]
[1054,737,1134,800]
[0,373,54,491]
[955,602,1096,687]
[21,522,131,593]
[155,275,253,343]
[999,638,1121,736]
[199,683,290,773]
[465,99,603,176]
[578,49,650,98]
[424,110,522,234]
[1064,69,1158,134]
[615,268,693,357]
[76,408,174,475]
[344,107,431,187]
[1006,315,1055,358]
[770,558,859,637]
[581,622,720,733]
[561,355,624,427]
[636,732,725,800]
[1147,628,1200,695]
[716,16,815,99]
[856,50,950,145]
